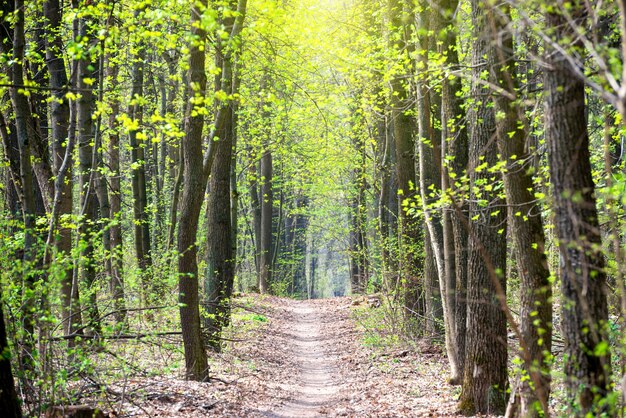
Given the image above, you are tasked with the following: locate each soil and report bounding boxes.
[93,296,464,417]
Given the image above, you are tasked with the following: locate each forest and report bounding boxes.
[1,0,626,416]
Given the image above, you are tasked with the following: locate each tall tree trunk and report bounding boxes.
[43,0,82,335]
[259,150,273,293]
[248,155,262,281]
[204,9,236,346]
[3,0,40,372]
[415,7,444,337]
[349,130,368,294]
[458,1,508,413]
[485,5,553,417]
[75,5,101,335]
[387,0,423,323]
[106,57,126,325]
[178,0,211,381]
[128,7,154,303]
[434,0,469,384]
[0,289,22,418]
[545,4,611,414]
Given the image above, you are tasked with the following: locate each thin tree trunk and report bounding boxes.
[128,7,154,303]
[435,0,469,384]
[43,0,82,335]
[259,150,273,293]
[4,0,40,372]
[75,7,101,335]
[106,58,126,325]
[415,7,445,337]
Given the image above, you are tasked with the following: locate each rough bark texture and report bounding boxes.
[431,0,468,383]
[4,0,40,370]
[545,5,611,414]
[349,132,369,295]
[106,58,126,325]
[128,7,154,302]
[0,293,21,417]
[387,0,423,323]
[458,1,508,413]
[75,8,101,335]
[486,5,552,417]
[43,0,82,334]
[259,150,273,293]
[416,7,444,337]
[178,0,210,381]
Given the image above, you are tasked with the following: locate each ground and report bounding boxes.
[74,295,467,417]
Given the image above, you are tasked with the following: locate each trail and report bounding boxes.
[115,296,461,417]
[263,301,343,417]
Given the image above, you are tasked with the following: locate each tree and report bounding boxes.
[544,3,611,413]
[387,0,423,323]
[204,0,243,348]
[486,4,552,416]
[178,0,213,381]
[458,0,508,413]
[0,290,21,417]
[432,0,469,385]
[43,0,83,335]
[128,4,154,303]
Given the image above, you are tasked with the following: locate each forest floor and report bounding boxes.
[87,295,468,417]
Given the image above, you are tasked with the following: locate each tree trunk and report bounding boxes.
[387,0,423,323]
[415,7,445,337]
[128,7,154,303]
[106,54,126,325]
[436,0,469,384]
[43,0,83,335]
[485,5,553,417]
[0,289,22,418]
[259,150,273,293]
[545,5,611,414]
[432,0,467,383]
[4,0,41,372]
[458,1,508,413]
[178,0,211,381]
[75,7,101,335]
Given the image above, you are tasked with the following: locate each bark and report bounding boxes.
[435,0,469,384]
[43,0,82,335]
[415,7,444,337]
[28,18,54,211]
[75,8,101,335]
[387,0,423,322]
[178,0,211,381]
[485,5,552,417]
[458,1,508,413]
[128,7,154,302]
[205,0,246,347]
[4,0,40,372]
[248,155,262,279]
[0,292,22,418]
[205,76,235,352]
[349,132,369,294]
[545,4,611,414]
[106,56,126,325]
[177,0,246,379]
[259,150,273,293]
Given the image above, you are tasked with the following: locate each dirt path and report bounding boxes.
[263,301,344,417]
[112,295,462,417]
